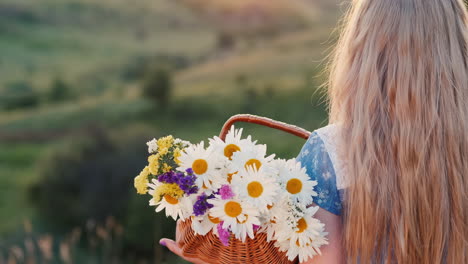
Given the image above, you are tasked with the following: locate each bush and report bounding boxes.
[234,74,259,113]
[48,77,72,103]
[0,81,40,110]
[141,66,173,109]
[29,127,147,231]
[216,31,235,50]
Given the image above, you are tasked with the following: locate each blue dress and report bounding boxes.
[296,130,343,215]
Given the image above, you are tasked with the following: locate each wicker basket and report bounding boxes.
[176,114,311,264]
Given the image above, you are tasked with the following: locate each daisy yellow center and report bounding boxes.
[224,144,241,160]
[247,181,263,198]
[164,195,179,205]
[208,215,221,224]
[286,178,302,194]
[227,172,236,183]
[245,159,262,170]
[224,201,242,218]
[192,159,208,175]
[296,218,307,233]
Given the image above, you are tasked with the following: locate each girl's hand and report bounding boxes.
[159,220,209,264]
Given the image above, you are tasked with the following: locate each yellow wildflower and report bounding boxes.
[173,148,182,165]
[158,147,168,156]
[153,183,184,203]
[162,163,172,173]
[157,135,174,148]
[148,154,160,175]
[157,136,174,156]
[134,166,150,194]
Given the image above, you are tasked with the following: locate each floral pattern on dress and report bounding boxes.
[296,131,343,215]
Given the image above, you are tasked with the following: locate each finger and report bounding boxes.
[161,238,207,264]
[176,219,182,242]
[160,238,183,256]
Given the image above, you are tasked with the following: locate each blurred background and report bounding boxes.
[0,0,345,263]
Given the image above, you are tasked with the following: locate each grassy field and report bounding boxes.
[0,0,342,262]
[0,0,215,91]
[0,142,49,233]
[0,0,342,95]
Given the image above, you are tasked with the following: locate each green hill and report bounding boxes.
[0,0,342,97]
[0,0,214,92]
[0,0,343,239]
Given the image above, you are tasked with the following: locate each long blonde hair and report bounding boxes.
[327,0,468,263]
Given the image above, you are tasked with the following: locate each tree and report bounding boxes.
[1,81,39,110]
[142,66,172,109]
[48,77,71,102]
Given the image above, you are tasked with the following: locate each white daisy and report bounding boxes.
[177,141,226,191]
[209,197,260,242]
[259,197,290,242]
[276,238,319,263]
[148,182,193,221]
[287,206,325,246]
[268,194,305,241]
[274,206,328,262]
[229,143,275,174]
[208,126,257,161]
[191,214,220,236]
[270,158,294,179]
[277,158,317,205]
[154,195,193,221]
[147,178,162,191]
[232,166,280,211]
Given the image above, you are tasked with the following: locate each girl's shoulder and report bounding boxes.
[313,123,348,190]
[296,123,347,215]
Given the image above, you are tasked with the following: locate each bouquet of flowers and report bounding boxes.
[134,127,328,262]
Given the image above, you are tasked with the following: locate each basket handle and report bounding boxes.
[219,114,311,141]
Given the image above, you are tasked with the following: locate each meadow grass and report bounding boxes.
[0,1,338,259]
[0,0,215,91]
[0,143,51,234]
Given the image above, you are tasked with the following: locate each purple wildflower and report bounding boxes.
[158,171,178,184]
[253,224,261,232]
[219,185,235,200]
[193,193,214,216]
[217,222,230,246]
[159,169,199,195]
[177,170,198,195]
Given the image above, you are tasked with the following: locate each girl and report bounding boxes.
[161,0,468,263]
